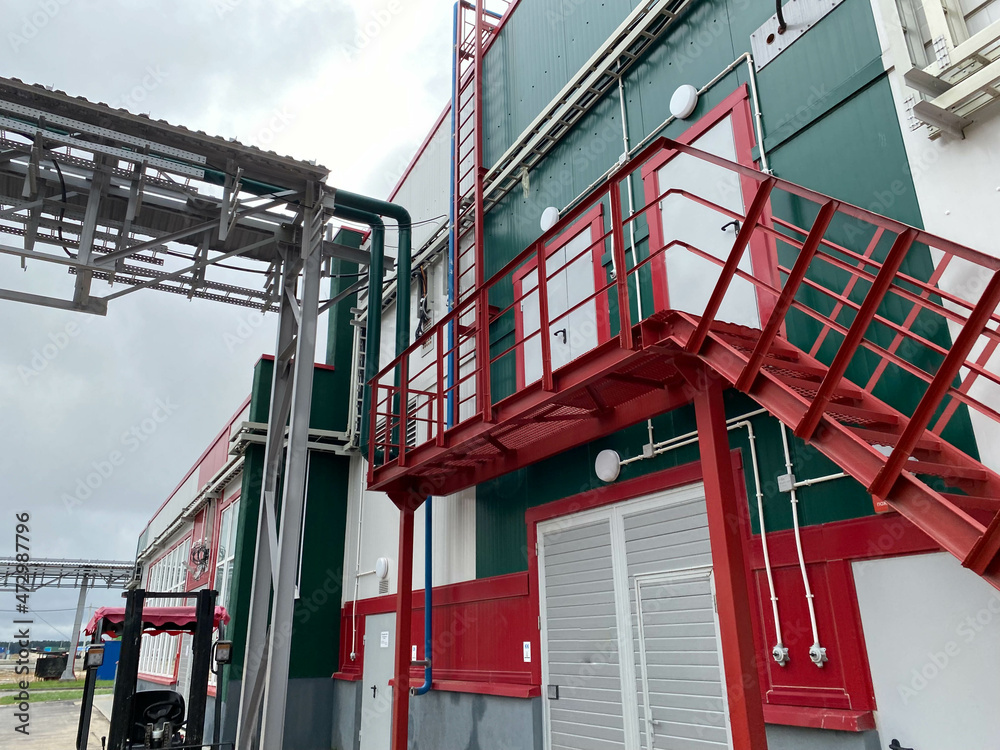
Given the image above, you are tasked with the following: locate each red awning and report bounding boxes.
[84,605,230,637]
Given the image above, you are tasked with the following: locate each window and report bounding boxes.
[214,498,240,612]
[641,88,776,330]
[513,205,610,387]
[138,538,191,680]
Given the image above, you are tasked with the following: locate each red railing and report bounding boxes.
[368,135,1000,500]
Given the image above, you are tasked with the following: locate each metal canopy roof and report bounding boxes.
[0,75,362,314]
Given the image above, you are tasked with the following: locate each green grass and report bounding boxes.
[10,679,115,692]
[0,688,113,705]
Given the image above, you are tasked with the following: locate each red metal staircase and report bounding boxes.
[369,132,1000,589]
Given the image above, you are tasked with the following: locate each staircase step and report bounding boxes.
[770,373,864,402]
[941,493,1000,511]
[906,460,991,482]
[761,356,829,380]
[848,426,943,453]
[825,403,899,427]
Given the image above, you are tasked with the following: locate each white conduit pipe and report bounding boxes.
[779,422,828,667]
[350,488,366,661]
[731,420,788,666]
[618,408,787,666]
[563,51,770,216]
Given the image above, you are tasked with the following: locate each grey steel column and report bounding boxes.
[61,573,89,680]
[235,248,302,749]
[258,194,324,749]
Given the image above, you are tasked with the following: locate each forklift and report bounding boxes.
[77,589,232,749]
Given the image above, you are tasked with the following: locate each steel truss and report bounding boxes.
[0,76,378,750]
[0,557,134,592]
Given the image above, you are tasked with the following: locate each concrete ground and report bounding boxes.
[0,695,111,749]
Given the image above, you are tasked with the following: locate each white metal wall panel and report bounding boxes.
[388,115,450,252]
[541,519,627,750]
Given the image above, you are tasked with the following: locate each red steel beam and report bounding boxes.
[688,368,768,750]
[389,495,418,750]
[796,228,916,440]
[735,200,838,391]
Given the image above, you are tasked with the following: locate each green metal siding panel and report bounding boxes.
[289,452,351,679]
[221,358,353,694]
[476,391,878,579]
[473,0,976,575]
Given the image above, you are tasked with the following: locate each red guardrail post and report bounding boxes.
[736,199,838,391]
[476,293,493,421]
[871,271,1000,500]
[609,180,633,350]
[536,241,555,392]
[436,329,446,446]
[797,228,917,440]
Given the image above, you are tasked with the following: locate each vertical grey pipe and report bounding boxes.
[413,495,432,695]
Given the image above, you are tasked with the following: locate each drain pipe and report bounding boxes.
[413,495,433,695]
[779,423,827,667]
[413,0,464,699]
[731,420,788,667]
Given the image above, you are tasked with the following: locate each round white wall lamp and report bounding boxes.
[540,206,560,232]
[669,84,699,120]
[595,449,621,483]
[374,556,390,580]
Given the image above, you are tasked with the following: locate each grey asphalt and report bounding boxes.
[0,696,111,749]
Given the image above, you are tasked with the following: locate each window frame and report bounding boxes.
[639,86,779,327]
[512,203,611,390]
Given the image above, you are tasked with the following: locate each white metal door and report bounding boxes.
[656,115,760,329]
[538,485,732,750]
[359,613,395,750]
[633,569,731,750]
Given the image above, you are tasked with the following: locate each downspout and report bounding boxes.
[414,0,463,699]
[412,494,433,695]
[447,0,459,428]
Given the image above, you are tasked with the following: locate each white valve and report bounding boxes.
[809,643,828,667]
[771,643,789,666]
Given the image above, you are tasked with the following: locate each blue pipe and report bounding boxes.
[446,0,460,429]
[415,0,464,699]
[413,494,433,695]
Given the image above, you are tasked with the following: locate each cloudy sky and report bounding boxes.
[0,0,453,641]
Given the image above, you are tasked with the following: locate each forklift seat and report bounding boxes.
[129,689,185,742]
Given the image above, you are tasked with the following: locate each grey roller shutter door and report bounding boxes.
[542,519,626,750]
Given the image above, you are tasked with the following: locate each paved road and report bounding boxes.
[0,697,110,749]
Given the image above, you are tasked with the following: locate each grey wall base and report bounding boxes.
[331,682,542,750]
[222,677,334,749]
[332,679,362,750]
[766,723,882,750]
[409,691,543,750]
[329,680,882,750]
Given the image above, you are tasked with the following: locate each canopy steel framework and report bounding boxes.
[0,76,391,750]
[0,557,134,592]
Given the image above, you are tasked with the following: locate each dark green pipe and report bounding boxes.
[334,189,413,362]
[329,204,385,452]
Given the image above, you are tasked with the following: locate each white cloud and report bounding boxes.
[0,0,451,639]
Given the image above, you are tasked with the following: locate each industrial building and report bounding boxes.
[75,0,1000,748]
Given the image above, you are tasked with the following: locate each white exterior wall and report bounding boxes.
[341,453,476,605]
[871,0,1000,473]
[389,112,452,251]
[343,103,476,607]
[853,552,1000,749]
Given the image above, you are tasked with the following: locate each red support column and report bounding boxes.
[691,370,768,750]
[389,494,417,750]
